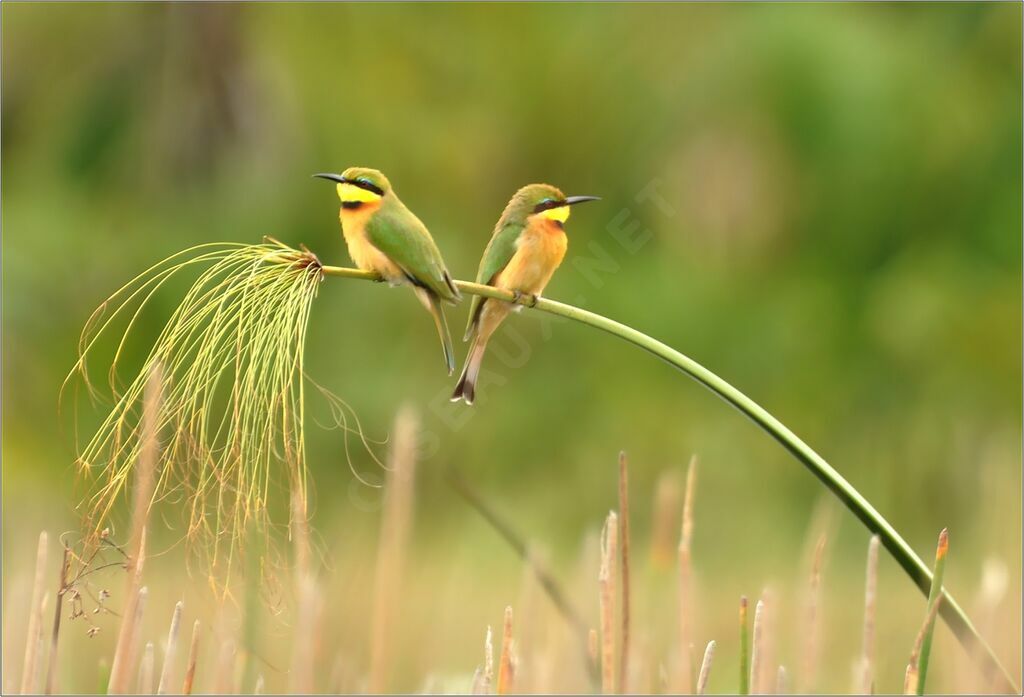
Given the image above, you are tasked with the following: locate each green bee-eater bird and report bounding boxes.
[451,184,599,404]
[315,168,461,374]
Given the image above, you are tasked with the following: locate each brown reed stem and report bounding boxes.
[749,598,765,694]
[290,489,317,694]
[600,511,619,694]
[679,455,698,693]
[44,543,70,695]
[859,535,880,694]
[156,601,183,695]
[800,534,826,693]
[138,641,155,694]
[739,596,750,696]
[130,363,162,559]
[108,528,147,694]
[214,639,236,694]
[472,626,495,695]
[905,596,944,695]
[21,530,48,694]
[776,665,788,693]
[696,640,716,695]
[497,606,515,695]
[181,620,200,695]
[651,470,682,568]
[617,451,631,694]
[368,406,419,693]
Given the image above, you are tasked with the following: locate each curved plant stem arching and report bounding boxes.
[321,263,1017,693]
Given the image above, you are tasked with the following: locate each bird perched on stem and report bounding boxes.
[451,184,599,404]
[315,168,461,374]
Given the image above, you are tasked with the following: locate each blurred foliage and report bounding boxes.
[1,3,1021,691]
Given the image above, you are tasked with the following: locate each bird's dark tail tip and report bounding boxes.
[450,367,475,405]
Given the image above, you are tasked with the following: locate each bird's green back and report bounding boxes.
[366,194,460,304]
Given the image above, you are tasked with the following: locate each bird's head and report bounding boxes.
[313,167,392,209]
[504,183,600,229]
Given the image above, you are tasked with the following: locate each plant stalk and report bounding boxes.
[319,264,1017,693]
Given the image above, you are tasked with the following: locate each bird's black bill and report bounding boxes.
[312,173,346,183]
[565,195,601,206]
[314,173,385,197]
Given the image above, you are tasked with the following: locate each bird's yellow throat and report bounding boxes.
[336,182,383,204]
[540,205,571,223]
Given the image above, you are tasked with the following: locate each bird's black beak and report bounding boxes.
[565,195,601,206]
[312,173,346,183]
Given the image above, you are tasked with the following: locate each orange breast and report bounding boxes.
[339,205,404,282]
[494,221,567,295]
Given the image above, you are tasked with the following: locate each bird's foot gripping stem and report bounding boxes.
[510,290,539,308]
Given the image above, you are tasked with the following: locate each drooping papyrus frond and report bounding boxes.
[66,239,323,573]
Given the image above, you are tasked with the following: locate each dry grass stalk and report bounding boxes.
[903,663,918,695]
[156,600,183,695]
[913,529,948,695]
[290,489,318,695]
[131,363,162,560]
[617,451,631,694]
[678,454,698,693]
[472,626,494,695]
[696,640,715,695]
[497,606,515,694]
[650,470,682,568]
[776,665,788,693]
[36,595,50,690]
[963,559,1009,693]
[214,639,236,694]
[290,574,320,694]
[181,620,200,695]
[800,534,827,693]
[137,641,155,694]
[44,543,71,695]
[368,406,419,693]
[21,530,48,694]
[599,511,619,694]
[108,528,148,694]
[904,595,944,694]
[588,628,599,670]
[109,584,148,695]
[738,596,750,695]
[108,366,160,694]
[749,599,765,694]
[759,588,777,695]
[858,536,880,694]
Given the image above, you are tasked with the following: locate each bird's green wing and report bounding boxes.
[366,201,460,304]
[463,220,523,340]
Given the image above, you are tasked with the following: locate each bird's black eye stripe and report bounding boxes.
[532,198,567,213]
[344,178,385,197]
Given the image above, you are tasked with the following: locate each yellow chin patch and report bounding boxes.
[541,205,570,223]
[337,182,382,204]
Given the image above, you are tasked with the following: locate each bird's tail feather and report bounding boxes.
[451,338,486,405]
[417,287,455,375]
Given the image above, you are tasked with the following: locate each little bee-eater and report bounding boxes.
[451,184,599,404]
[315,168,461,374]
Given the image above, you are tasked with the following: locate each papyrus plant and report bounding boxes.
[67,239,322,574]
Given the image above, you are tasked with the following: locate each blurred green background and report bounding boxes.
[2,3,1021,694]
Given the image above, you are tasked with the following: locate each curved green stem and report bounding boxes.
[321,264,1017,693]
